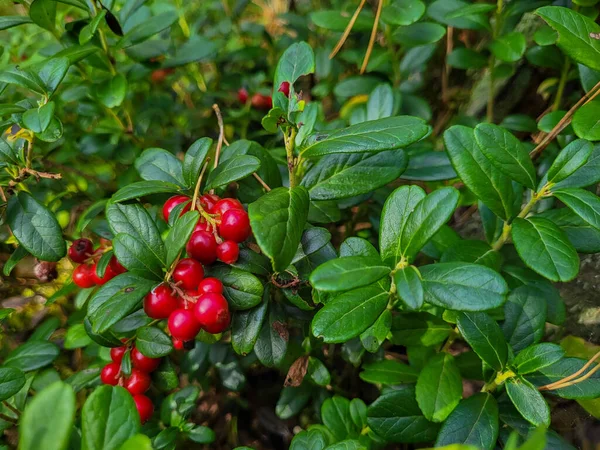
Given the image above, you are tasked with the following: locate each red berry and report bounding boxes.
[173,258,204,290]
[110,346,127,364]
[194,219,212,233]
[168,309,201,341]
[125,369,151,395]
[73,264,96,288]
[172,338,184,350]
[186,231,218,265]
[200,193,221,212]
[91,262,116,285]
[68,238,93,263]
[131,348,160,372]
[251,93,272,110]
[217,241,239,264]
[163,195,191,222]
[238,87,249,104]
[197,277,223,295]
[212,198,243,217]
[133,394,154,423]
[219,209,251,243]
[109,256,127,275]
[194,293,230,334]
[144,284,178,319]
[278,81,290,97]
[100,362,120,385]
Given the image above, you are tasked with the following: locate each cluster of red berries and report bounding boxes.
[237,81,290,110]
[69,238,127,288]
[163,193,251,265]
[100,344,159,423]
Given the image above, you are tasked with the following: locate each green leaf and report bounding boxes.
[513,343,565,375]
[382,0,425,26]
[393,22,446,47]
[527,357,600,399]
[5,341,59,372]
[393,265,423,310]
[360,359,418,385]
[0,16,33,30]
[113,233,164,279]
[19,382,75,450]
[312,283,390,343]
[248,186,309,272]
[390,312,452,347]
[209,266,264,310]
[205,155,260,191]
[0,367,26,401]
[367,84,394,120]
[308,357,331,386]
[254,304,288,368]
[444,125,515,220]
[64,323,92,349]
[164,210,199,267]
[420,263,508,311]
[429,0,489,30]
[489,32,526,62]
[112,181,181,203]
[536,6,600,72]
[22,101,55,133]
[440,240,501,271]
[301,150,407,200]
[276,385,311,419]
[117,11,178,48]
[135,148,185,187]
[79,10,107,44]
[162,36,217,68]
[400,187,460,261]
[435,393,499,450]
[553,188,600,231]
[321,396,357,440]
[231,300,268,355]
[545,139,593,185]
[511,217,579,282]
[290,429,328,450]
[301,116,430,158]
[97,74,127,108]
[340,237,379,258]
[0,66,45,94]
[87,273,157,333]
[402,150,457,181]
[311,10,374,32]
[136,326,172,358]
[360,309,392,352]
[3,246,29,276]
[82,385,140,450]
[456,312,508,371]
[416,353,463,422]
[380,185,426,266]
[552,143,600,189]
[502,286,547,353]
[274,41,315,86]
[310,256,390,292]
[29,0,56,32]
[119,435,153,450]
[6,192,65,262]
[506,377,550,427]
[324,440,365,450]
[447,47,488,69]
[183,138,212,188]
[367,387,440,443]
[474,123,536,189]
[572,101,600,140]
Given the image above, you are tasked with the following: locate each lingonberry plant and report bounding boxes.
[1,0,600,449]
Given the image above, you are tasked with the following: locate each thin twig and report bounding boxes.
[253,173,272,191]
[0,413,17,424]
[191,161,210,212]
[360,0,383,74]
[442,27,454,104]
[2,401,20,417]
[212,104,225,171]
[539,349,600,391]
[329,0,367,59]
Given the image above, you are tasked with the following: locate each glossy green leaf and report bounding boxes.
[447,47,488,69]
[4,341,59,372]
[310,256,390,292]
[254,304,288,368]
[506,377,550,427]
[310,10,374,32]
[135,148,185,187]
[112,181,181,203]
[64,323,92,349]
[366,84,394,120]
[205,155,260,191]
[97,74,127,108]
[0,16,33,30]
[489,32,526,62]
[393,22,446,47]
[183,138,212,188]
[360,309,392,352]
[527,357,600,399]
[164,210,198,267]
[456,312,508,372]
[511,217,579,282]
[113,233,163,279]
[231,300,267,355]
[502,286,547,353]
[390,312,452,347]
[553,143,600,189]
[29,0,56,32]
[553,188,600,231]
[136,326,172,358]
[0,66,46,94]
[546,139,593,185]
[393,265,424,310]
[0,367,26,401]
[402,150,457,181]
[513,343,565,375]
[416,353,463,422]
[22,101,54,133]
[117,11,178,48]
[360,359,419,385]
[163,36,217,68]
[382,0,425,26]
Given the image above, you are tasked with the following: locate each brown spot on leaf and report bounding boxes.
[125,287,135,293]
[284,355,308,387]
[272,321,289,341]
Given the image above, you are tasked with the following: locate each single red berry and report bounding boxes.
[133,394,154,424]
[110,346,127,364]
[73,264,96,288]
[219,209,251,243]
[197,277,224,295]
[163,195,191,222]
[168,309,201,341]
[144,284,178,319]
[131,348,160,372]
[212,198,244,217]
[200,193,221,212]
[68,238,93,263]
[237,87,249,104]
[217,241,239,264]
[186,231,218,265]
[251,93,272,110]
[278,81,290,97]
[100,362,120,385]
[91,262,116,285]
[173,258,204,290]
[194,219,212,233]
[109,256,127,275]
[172,338,184,350]
[125,369,151,395]
[194,293,231,334]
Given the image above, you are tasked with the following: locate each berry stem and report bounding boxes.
[190,161,210,213]
[210,103,227,194]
